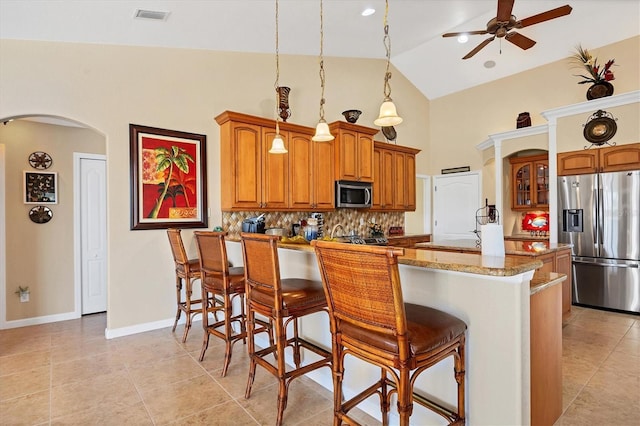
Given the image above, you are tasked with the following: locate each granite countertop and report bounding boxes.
[529,271,566,295]
[415,239,572,256]
[256,240,543,277]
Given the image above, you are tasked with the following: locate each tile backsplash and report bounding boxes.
[222,210,405,239]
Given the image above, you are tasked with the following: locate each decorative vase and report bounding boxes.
[586,81,614,100]
[342,109,362,123]
[276,86,291,122]
[516,112,531,129]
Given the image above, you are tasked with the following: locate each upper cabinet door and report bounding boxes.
[598,143,640,172]
[261,128,289,209]
[510,154,548,210]
[557,150,598,176]
[313,138,335,209]
[336,129,359,181]
[230,123,262,209]
[357,133,374,182]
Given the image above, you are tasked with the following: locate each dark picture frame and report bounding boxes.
[129,124,208,230]
[24,171,58,204]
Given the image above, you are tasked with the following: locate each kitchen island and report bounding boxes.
[415,238,573,319]
[225,239,555,425]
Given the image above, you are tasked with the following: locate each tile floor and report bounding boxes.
[0,306,638,425]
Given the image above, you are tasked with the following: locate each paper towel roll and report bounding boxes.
[481,223,505,257]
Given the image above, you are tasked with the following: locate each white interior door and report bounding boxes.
[433,172,481,240]
[79,156,107,314]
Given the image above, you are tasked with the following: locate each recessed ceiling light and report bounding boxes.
[484,60,496,69]
[457,34,469,44]
[361,8,376,17]
[134,9,170,21]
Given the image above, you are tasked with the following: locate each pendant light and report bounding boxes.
[269,0,287,154]
[312,0,334,142]
[374,0,403,127]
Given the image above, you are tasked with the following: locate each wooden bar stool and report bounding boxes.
[240,233,331,426]
[193,231,248,376]
[314,241,467,426]
[166,228,204,343]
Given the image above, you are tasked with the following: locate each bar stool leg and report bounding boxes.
[455,335,466,422]
[245,308,257,399]
[172,277,182,332]
[181,278,193,343]
[397,367,413,426]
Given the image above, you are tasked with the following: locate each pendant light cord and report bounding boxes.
[274,0,281,134]
[318,0,326,121]
[383,0,392,99]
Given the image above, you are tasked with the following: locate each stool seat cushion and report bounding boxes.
[251,278,326,312]
[341,303,467,356]
[176,258,201,275]
[203,267,245,293]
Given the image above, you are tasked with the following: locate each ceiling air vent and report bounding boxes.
[134,9,170,21]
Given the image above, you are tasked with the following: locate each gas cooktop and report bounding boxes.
[344,236,388,245]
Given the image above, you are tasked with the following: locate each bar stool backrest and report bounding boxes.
[240,233,284,314]
[194,231,230,283]
[314,241,410,356]
[167,228,190,274]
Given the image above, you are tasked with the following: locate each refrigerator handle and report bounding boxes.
[597,187,604,251]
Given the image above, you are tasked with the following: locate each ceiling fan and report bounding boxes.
[443,0,572,59]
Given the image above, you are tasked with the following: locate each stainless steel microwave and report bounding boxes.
[335,180,372,208]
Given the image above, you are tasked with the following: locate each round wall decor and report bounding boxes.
[583,110,617,146]
[28,151,53,169]
[29,206,53,224]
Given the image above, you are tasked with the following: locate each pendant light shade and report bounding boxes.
[375,0,403,128]
[269,133,287,154]
[374,98,403,126]
[312,120,333,141]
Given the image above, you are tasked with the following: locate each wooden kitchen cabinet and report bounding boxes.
[555,248,573,319]
[372,148,394,209]
[330,121,377,183]
[289,131,334,210]
[513,247,573,318]
[372,141,421,211]
[216,110,332,211]
[217,115,288,210]
[509,154,549,210]
[557,143,640,175]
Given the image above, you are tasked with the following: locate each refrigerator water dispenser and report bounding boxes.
[562,209,583,232]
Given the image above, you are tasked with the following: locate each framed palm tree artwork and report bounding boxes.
[129,124,208,230]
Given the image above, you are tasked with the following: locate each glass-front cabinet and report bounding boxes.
[510,154,549,210]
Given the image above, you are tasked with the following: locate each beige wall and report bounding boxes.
[0,39,429,329]
[0,120,105,320]
[429,36,639,176]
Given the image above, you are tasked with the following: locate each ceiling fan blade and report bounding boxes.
[462,36,495,60]
[505,31,536,50]
[518,5,572,28]
[497,0,515,22]
[443,30,488,38]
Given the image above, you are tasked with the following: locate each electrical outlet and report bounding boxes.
[20,292,29,303]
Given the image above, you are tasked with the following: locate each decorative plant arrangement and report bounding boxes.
[570,45,617,100]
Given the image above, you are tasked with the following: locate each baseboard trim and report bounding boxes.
[2,311,80,329]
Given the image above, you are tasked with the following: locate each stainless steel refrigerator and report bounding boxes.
[558,170,640,314]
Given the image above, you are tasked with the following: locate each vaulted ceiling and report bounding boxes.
[1,0,638,99]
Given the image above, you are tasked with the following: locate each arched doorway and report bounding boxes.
[0,115,107,328]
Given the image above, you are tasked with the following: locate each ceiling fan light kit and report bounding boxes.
[442,1,572,59]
